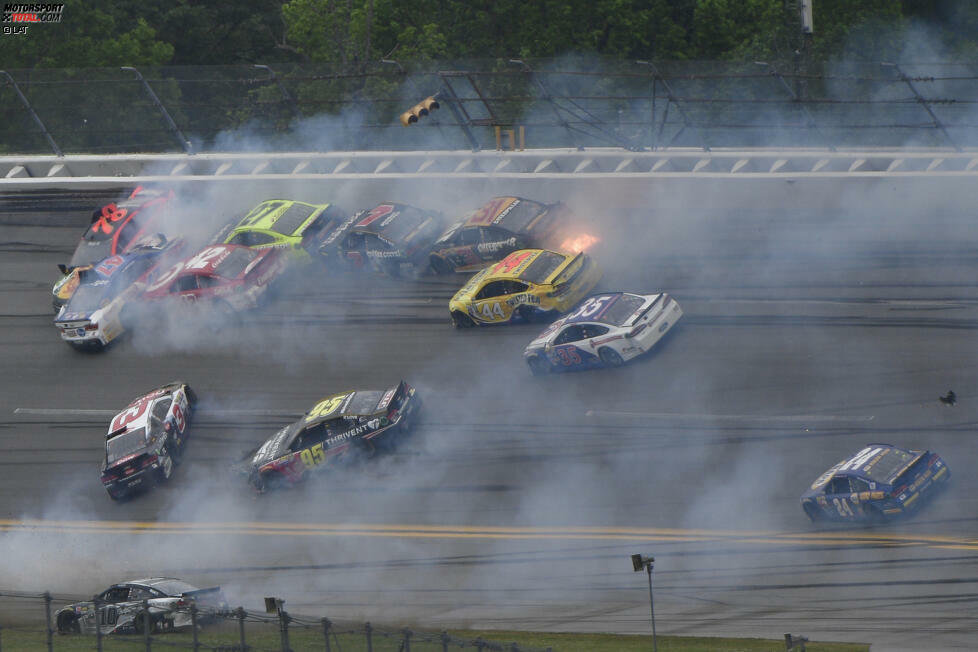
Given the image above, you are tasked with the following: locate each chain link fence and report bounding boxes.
[1,58,977,155]
[0,591,555,652]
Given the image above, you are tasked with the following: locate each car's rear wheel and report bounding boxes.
[134,612,157,635]
[598,347,624,367]
[56,611,79,634]
[429,255,454,275]
[527,355,550,376]
[517,305,537,323]
[863,504,885,525]
[452,311,475,328]
[158,448,173,482]
[802,502,823,523]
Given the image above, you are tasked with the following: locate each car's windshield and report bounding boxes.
[65,281,113,314]
[214,248,259,279]
[863,448,916,483]
[347,391,383,415]
[106,429,149,464]
[493,199,547,233]
[599,293,647,325]
[269,203,316,235]
[519,251,565,284]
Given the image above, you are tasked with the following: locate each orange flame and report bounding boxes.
[559,232,600,253]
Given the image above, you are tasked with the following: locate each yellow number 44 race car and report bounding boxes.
[449,248,601,327]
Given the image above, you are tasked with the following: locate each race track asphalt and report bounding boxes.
[1,187,977,650]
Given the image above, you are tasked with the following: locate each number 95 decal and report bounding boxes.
[300,442,326,468]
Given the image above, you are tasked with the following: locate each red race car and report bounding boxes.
[142,244,288,313]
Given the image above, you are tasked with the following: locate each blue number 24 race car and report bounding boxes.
[801,443,950,524]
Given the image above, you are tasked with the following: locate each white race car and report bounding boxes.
[55,577,227,635]
[522,292,683,375]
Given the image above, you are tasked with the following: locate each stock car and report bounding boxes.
[100,381,196,500]
[55,577,227,635]
[239,381,420,492]
[449,249,601,327]
[141,244,288,314]
[53,186,174,311]
[522,292,683,374]
[317,202,445,277]
[427,196,567,274]
[221,199,346,260]
[801,444,950,524]
[54,234,182,351]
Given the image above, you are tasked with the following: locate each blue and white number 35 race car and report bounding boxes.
[522,292,683,375]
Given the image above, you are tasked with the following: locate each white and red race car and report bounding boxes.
[100,382,196,500]
[522,292,683,375]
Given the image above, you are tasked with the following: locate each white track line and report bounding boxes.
[584,409,874,422]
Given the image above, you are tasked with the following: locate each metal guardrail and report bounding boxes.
[2,149,978,186]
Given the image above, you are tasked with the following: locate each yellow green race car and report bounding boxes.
[221,199,346,260]
[449,248,601,327]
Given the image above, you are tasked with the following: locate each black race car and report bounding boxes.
[427,196,567,274]
[239,381,420,492]
[318,202,444,277]
[100,382,196,500]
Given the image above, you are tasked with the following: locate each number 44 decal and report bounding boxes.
[478,302,505,320]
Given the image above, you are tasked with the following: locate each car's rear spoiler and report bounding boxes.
[627,294,666,327]
[551,252,585,285]
[888,450,929,485]
[181,586,222,599]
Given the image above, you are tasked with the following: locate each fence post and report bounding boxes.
[142,599,152,652]
[94,596,104,652]
[278,608,291,652]
[120,66,194,154]
[402,627,412,652]
[475,637,485,652]
[237,607,247,651]
[190,603,199,652]
[43,591,53,652]
[321,617,331,652]
[440,630,449,652]
[365,621,373,652]
[0,620,3,652]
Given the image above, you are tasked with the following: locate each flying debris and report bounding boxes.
[939,390,956,406]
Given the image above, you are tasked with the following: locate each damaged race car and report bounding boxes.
[449,248,601,327]
[100,381,196,501]
[239,381,420,492]
[141,244,289,315]
[523,292,683,374]
[53,186,174,311]
[220,198,347,261]
[55,577,227,635]
[53,235,183,351]
[317,202,445,277]
[801,444,950,524]
[427,196,568,274]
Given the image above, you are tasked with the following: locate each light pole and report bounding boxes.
[631,553,657,651]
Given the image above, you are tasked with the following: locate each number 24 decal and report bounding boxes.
[833,497,855,518]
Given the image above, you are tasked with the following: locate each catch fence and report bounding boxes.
[0,591,554,652]
[1,58,977,155]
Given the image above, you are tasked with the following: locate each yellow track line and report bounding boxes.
[1,519,976,549]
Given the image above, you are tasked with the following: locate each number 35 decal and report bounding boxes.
[554,347,582,366]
